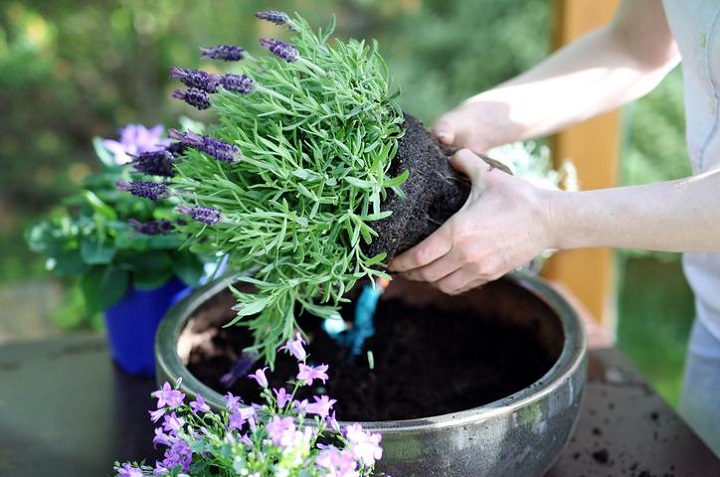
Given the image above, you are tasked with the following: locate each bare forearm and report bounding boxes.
[548,169,720,252]
[459,0,680,148]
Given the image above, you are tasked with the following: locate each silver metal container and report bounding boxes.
[156,271,587,477]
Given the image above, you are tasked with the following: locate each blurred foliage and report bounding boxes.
[0,0,690,337]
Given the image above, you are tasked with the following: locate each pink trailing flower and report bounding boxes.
[102,124,169,165]
[280,331,307,360]
[297,363,329,386]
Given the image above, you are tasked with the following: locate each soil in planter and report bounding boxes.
[185,291,555,422]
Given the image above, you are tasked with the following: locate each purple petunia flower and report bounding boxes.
[178,204,222,226]
[280,331,307,361]
[273,387,292,408]
[249,367,269,388]
[200,44,247,61]
[345,423,383,466]
[265,415,297,446]
[220,73,255,95]
[168,129,240,163]
[259,38,299,62]
[189,394,210,414]
[169,67,220,93]
[297,363,329,386]
[153,382,185,408]
[130,149,176,177]
[103,124,169,165]
[115,463,143,477]
[129,218,175,236]
[305,395,336,418]
[255,10,291,25]
[172,88,211,110]
[117,180,171,200]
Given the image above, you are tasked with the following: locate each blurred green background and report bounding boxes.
[0,0,693,407]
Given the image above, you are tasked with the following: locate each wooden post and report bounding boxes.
[542,0,621,335]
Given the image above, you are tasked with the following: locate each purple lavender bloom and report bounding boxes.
[259,38,299,62]
[172,88,211,110]
[220,73,255,94]
[178,204,222,226]
[129,218,175,236]
[200,44,247,61]
[103,124,169,165]
[168,129,240,163]
[117,180,171,201]
[255,10,291,25]
[130,149,176,177]
[169,67,220,92]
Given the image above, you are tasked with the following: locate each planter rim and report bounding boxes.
[156,270,587,432]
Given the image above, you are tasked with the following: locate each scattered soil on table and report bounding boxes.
[185,289,555,421]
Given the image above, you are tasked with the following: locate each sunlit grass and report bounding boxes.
[617,255,694,409]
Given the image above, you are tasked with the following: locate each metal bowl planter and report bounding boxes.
[156,271,587,477]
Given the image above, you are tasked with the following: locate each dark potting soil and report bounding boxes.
[186,293,555,422]
[362,113,472,259]
[364,113,511,260]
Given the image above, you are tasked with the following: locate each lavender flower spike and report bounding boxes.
[255,11,291,25]
[259,38,299,63]
[178,204,222,226]
[169,67,220,93]
[116,180,171,200]
[221,74,255,95]
[172,88,211,110]
[200,45,247,61]
[168,129,240,163]
[129,218,175,235]
[130,149,176,177]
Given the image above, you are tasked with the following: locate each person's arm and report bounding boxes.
[388,150,720,295]
[434,0,680,151]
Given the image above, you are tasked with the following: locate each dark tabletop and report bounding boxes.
[0,334,718,477]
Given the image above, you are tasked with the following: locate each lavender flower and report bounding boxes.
[130,149,176,177]
[178,204,222,226]
[169,67,221,93]
[280,331,307,360]
[153,382,185,408]
[102,124,169,165]
[129,218,175,236]
[172,88,211,110]
[259,38,299,62]
[200,44,247,61]
[255,10,291,25]
[297,363,329,386]
[221,73,256,95]
[169,129,240,163]
[116,180,171,201]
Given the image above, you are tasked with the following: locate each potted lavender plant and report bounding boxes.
[103,10,587,476]
[25,124,206,375]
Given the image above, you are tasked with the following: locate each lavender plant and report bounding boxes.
[119,11,405,364]
[114,334,382,477]
[25,124,206,313]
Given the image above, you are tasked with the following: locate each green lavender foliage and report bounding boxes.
[172,14,406,365]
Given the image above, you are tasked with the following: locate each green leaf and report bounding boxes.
[49,251,89,276]
[133,268,174,290]
[171,252,205,286]
[80,265,130,314]
[80,237,117,265]
[83,190,117,220]
[92,137,117,168]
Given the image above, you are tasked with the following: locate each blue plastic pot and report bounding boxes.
[104,277,190,376]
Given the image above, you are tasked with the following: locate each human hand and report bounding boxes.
[387,149,556,295]
[433,99,513,152]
